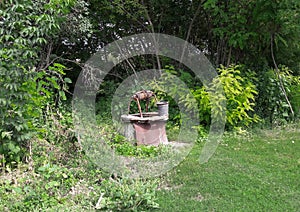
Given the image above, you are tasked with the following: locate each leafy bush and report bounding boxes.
[0,64,70,167]
[210,65,260,128]
[0,1,76,167]
[255,65,300,125]
[290,84,300,119]
[152,65,259,130]
[194,65,260,128]
[40,102,75,145]
[150,65,197,126]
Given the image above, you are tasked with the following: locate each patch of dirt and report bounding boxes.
[192,193,205,202]
[157,181,183,191]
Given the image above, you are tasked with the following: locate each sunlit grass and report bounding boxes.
[155,126,300,211]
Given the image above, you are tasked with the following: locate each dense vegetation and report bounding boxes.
[0,0,299,210]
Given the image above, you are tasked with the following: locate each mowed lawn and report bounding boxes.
[156,127,300,211]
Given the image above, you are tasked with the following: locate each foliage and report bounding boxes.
[40,102,75,146]
[290,84,300,119]
[0,63,70,166]
[0,1,55,164]
[0,158,159,211]
[150,65,197,127]
[0,0,87,166]
[0,117,160,211]
[255,65,300,125]
[87,0,299,127]
[89,0,300,70]
[152,65,259,129]
[73,0,300,129]
[211,65,260,128]
[113,141,166,158]
[98,178,159,211]
[203,0,300,70]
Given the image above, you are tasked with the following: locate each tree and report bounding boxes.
[0,0,91,165]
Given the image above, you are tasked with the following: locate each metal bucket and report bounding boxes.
[157,101,168,117]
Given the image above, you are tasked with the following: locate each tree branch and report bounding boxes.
[142,0,162,73]
[270,33,294,117]
[180,1,202,65]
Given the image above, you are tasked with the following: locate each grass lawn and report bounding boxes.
[156,126,300,211]
[1,124,299,211]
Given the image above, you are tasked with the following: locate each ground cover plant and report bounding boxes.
[0,132,160,211]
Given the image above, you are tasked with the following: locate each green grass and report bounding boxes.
[155,127,300,211]
[1,123,299,211]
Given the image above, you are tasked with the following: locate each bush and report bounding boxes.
[0,1,74,167]
[210,65,260,128]
[0,64,70,168]
[150,65,197,127]
[151,65,260,130]
[255,65,300,125]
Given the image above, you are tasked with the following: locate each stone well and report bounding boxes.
[121,112,168,146]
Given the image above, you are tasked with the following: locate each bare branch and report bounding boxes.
[180,1,202,65]
[142,0,161,73]
[114,38,139,81]
[270,33,294,117]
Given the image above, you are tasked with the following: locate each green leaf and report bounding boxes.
[64,77,72,84]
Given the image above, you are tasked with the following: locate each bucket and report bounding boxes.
[157,101,168,117]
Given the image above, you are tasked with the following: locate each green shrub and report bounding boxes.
[0,147,159,211]
[151,65,197,127]
[194,65,260,128]
[212,65,260,128]
[255,65,300,125]
[0,64,70,167]
[97,178,159,211]
[152,65,260,130]
[290,84,300,118]
[0,1,73,167]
